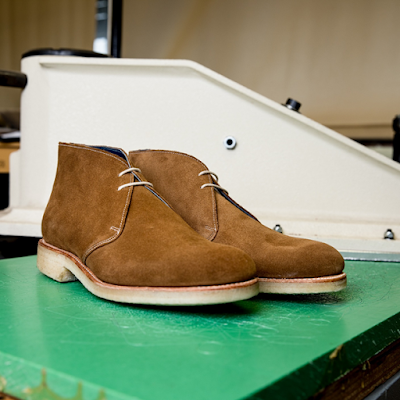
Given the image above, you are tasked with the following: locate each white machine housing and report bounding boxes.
[1,56,399,255]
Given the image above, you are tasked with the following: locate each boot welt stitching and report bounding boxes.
[258,273,347,283]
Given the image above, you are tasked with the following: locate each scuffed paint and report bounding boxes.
[1,369,106,400]
[0,374,7,391]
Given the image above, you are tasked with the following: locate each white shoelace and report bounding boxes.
[198,170,229,194]
[118,167,154,191]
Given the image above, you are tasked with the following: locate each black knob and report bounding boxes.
[393,115,400,163]
[283,98,301,112]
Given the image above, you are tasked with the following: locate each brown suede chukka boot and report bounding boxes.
[129,150,347,294]
[37,143,258,305]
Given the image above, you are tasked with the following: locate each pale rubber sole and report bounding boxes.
[258,273,347,294]
[37,240,259,306]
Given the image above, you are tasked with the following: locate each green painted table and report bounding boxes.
[1,256,400,400]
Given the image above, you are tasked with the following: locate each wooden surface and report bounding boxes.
[313,338,400,400]
[0,392,19,400]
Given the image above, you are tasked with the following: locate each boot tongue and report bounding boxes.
[91,145,128,162]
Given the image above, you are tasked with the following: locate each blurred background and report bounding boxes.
[1,0,399,148]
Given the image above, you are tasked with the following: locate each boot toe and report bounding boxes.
[196,243,257,286]
[258,238,344,279]
[87,240,257,287]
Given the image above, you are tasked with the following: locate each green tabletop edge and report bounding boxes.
[246,311,400,399]
[1,256,400,400]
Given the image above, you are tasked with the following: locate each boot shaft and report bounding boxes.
[43,143,134,262]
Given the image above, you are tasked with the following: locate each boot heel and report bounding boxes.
[37,241,77,283]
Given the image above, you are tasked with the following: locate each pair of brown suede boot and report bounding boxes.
[37,143,346,306]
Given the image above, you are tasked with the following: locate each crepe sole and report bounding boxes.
[37,239,259,306]
[258,273,347,294]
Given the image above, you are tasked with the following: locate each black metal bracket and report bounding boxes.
[110,0,123,58]
[393,115,400,163]
[0,70,27,89]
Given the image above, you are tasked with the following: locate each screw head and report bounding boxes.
[224,136,237,150]
[273,224,283,234]
[384,229,395,240]
[283,98,302,112]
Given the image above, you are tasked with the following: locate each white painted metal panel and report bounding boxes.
[1,56,399,253]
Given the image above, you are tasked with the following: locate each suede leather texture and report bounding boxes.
[43,143,256,287]
[87,176,255,286]
[43,143,133,262]
[129,149,345,279]
[129,151,218,240]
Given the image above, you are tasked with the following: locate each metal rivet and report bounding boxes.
[224,136,236,150]
[384,229,394,240]
[273,224,283,234]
